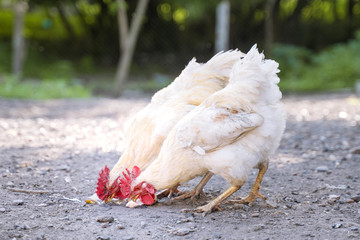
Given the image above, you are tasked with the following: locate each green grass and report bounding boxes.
[0,75,91,99]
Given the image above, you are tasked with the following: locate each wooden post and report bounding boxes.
[265,0,276,55]
[12,0,26,80]
[114,0,149,96]
[215,0,230,53]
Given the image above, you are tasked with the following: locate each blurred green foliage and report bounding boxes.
[275,31,360,92]
[0,75,91,99]
[1,0,360,98]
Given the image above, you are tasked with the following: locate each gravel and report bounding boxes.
[0,93,359,239]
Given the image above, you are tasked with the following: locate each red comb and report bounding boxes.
[119,166,141,198]
[96,165,110,200]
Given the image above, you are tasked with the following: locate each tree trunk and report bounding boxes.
[117,0,128,53]
[264,0,276,55]
[12,0,26,80]
[114,0,149,96]
[215,0,230,53]
[55,1,76,40]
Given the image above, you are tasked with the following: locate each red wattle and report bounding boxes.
[140,193,156,205]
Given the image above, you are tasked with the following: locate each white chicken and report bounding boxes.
[121,45,286,215]
[95,50,245,202]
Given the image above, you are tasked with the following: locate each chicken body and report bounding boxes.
[108,50,244,188]
[133,46,286,214]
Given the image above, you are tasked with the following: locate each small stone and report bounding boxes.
[0,208,6,213]
[265,200,277,208]
[351,195,360,202]
[140,221,146,228]
[251,212,260,217]
[214,232,222,238]
[176,217,194,224]
[350,226,359,232]
[36,234,46,240]
[350,147,360,154]
[328,195,340,201]
[97,236,110,240]
[294,222,304,226]
[96,216,114,223]
[13,199,24,205]
[253,224,265,231]
[117,224,125,230]
[101,223,109,228]
[58,165,71,172]
[22,224,30,230]
[173,227,191,236]
[64,176,72,183]
[332,223,343,229]
[6,181,15,187]
[315,166,329,173]
[122,236,134,240]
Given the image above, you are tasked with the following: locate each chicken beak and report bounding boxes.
[105,193,115,203]
[133,194,140,202]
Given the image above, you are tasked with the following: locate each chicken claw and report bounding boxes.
[185,185,241,217]
[228,162,268,205]
[157,186,179,199]
[172,172,213,202]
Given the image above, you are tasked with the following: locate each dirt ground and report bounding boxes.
[0,93,359,240]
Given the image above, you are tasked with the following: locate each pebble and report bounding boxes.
[117,224,125,230]
[332,223,343,229]
[101,223,109,228]
[140,221,146,228]
[328,195,340,203]
[96,216,114,223]
[173,227,191,236]
[97,236,110,240]
[36,234,46,240]
[0,207,6,213]
[176,217,194,224]
[253,224,265,231]
[350,147,360,154]
[265,200,277,208]
[6,181,15,187]
[12,199,24,205]
[315,166,329,173]
[251,212,260,217]
[122,236,134,240]
[351,195,360,202]
[214,232,222,238]
[350,226,359,232]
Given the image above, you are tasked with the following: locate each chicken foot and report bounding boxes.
[194,185,242,217]
[228,161,268,205]
[156,185,180,199]
[172,172,214,202]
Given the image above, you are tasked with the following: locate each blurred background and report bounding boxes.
[1,0,360,99]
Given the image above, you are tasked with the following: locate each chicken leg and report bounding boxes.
[228,161,268,205]
[156,186,180,199]
[194,185,243,216]
[172,172,214,202]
